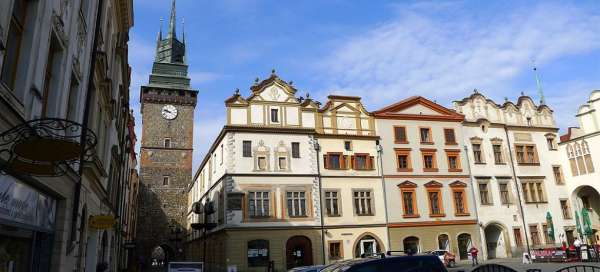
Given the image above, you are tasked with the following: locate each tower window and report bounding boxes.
[163,176,170,186]
[271,108,279,123]
[164,138,171,148]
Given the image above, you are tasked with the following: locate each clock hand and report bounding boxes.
[163,109,172,113]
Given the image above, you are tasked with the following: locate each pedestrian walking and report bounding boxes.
[469,245,479,266]
[574,237,582,260]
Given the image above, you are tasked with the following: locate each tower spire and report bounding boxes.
[532,60,546,105]
[157,17,163,41]
[168,0,177,39]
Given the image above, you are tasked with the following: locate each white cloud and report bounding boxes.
[317,2,600,113]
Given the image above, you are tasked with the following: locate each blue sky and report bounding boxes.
[129,0,600,170]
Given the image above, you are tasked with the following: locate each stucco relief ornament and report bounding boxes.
[269,87,281,101]
[341,117,353,129]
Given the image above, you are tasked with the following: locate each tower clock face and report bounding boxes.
[161,105,178,120]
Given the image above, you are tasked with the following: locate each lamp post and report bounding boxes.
[170,223,183,261]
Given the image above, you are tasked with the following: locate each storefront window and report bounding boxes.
[247,239,269,267]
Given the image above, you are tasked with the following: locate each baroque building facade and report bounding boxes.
[559,90,600,244]
[454,91,572,260]
[0,0,135,271]
[374,96,480,262]
[137,0,197,268]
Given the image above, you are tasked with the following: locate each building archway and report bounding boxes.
[353,233,384,258]
[484,223,510,259]
[403,236,420,254]
[286,236,313,269]
[572,185,600,243]
[438,234,450,250]
[457,233,472,260]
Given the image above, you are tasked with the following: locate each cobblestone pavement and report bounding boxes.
[449,258,600,272]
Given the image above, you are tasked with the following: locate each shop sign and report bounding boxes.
[0,175,56,231]
[89,215,116,229]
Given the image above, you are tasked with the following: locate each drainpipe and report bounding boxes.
[376,141,392,252]
[504,125,532,258]
[314,138,327,265]
[462,144,485,257]
[70,0,104,248]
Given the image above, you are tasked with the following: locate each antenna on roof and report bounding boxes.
[532,60,546,105]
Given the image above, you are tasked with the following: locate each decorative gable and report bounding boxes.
[373,96,464,121]
[449,181,467,188]
[424,180,443,188]
[248,72,298,103]
[398,180,418,188]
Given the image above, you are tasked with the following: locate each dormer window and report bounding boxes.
[271,108,279,123]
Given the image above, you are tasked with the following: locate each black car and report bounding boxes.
[320,254,448,272]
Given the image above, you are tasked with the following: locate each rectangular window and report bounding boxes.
[473,144,484,164]
[479,182,492,205]
[344,141,352,151]
[444,129,456,144]
[402,190,416,217]
[325,153,343,169]
[420,128,432,143]
[329,241,342,260]
[522,181,546,203]
[493,144,504,164]
[1,0,28,90]
[530,225,541,246]
[561,199,572,219]
[66,76,79,122]
[394,126,407,143]
[353,154,371,170]
[278,157,287,170]
[453,190,467,215]
[395,149,412,171]
[428,191,443,215]
[243,141,252,157]
[422,150,437,171]
[577,156,587,175]
[292,142,300,158]
[220,144,224,164]
[514,228,523,247]
[324,191,340,216]
[499,182,511,204]
[585,154,595,173]
[164,138,171,148]
[257,156,267,170]
[286,191,307,217]
[270,108,279,122]
[553,166,564,184]
[515,144,539,164]
[547,138,556,150]
[41,39,60,116]
[163,176,170,186]
[446,152,461,171]
[248,191,270,217]
[542,224,554,244]
[353,190,373,216]
[570,158,579,176]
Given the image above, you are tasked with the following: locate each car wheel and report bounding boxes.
[448,260,456,268]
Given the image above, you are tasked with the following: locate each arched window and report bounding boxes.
[438,234,449,250]
[575,143,582,156]
[567,145,575,158]
[354,235,382,258]
[403,236,420,254]
[582,141,591,154]
[248,239,270,267]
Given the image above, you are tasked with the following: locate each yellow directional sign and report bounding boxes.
[89,215,116,229]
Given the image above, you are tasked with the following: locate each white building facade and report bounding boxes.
[559,90,600,245]
[454,91,573,260]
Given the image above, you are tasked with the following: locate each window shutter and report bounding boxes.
[345,155,351,169]
[350,155,355,170]
[323,155,329,169]
[340,155,346,169]
[368,156,374,169]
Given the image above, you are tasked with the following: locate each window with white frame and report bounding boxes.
[353,190,373,216]
[324,191,340,216]
[286,191,307,217]
[248,191,270,218]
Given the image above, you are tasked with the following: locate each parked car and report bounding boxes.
[320,254,448,272]
[428,250,456,267]
[288,265,326,272]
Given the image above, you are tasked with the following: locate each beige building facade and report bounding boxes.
[374,96,481,262]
